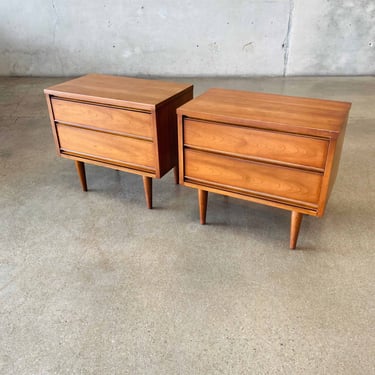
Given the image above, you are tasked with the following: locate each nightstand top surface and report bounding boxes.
[45,74,193,110]
[178,88,351,136]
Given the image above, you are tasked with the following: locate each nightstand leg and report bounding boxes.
[142,176,152,209]
[290,211,303,249]
[173,165,179,185]
[75,161,87,192]
[198,189,208,225]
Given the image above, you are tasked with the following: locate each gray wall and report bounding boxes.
[0,0,374,76]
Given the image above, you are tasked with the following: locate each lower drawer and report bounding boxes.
[184,149,322,206]
[57,124,155,170]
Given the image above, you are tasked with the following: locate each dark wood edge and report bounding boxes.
[177,114,185,185]
[45,94,61,156]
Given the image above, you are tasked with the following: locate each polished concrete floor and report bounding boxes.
[0,76,374,374]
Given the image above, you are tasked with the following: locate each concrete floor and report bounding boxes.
[0,76,374,374]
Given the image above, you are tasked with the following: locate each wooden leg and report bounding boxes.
[75,161,87,192]
[290,211,303,249]
[198,189,208,225]
[142,176,152,209]
[173,165,179,185]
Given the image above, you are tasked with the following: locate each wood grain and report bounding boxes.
[154,89,194,178]
[52,98,153,138]
[184,149,323,206]
[45,74,193,110]
[45,74,193,209]
[178,88,351,137]
[184,119,328,170]
[57,124,155,169]
[178,87,351,247]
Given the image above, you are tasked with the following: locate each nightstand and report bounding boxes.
[177,88,351,248]
[45,74,193,208]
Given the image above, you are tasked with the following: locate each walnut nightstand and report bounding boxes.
[177,88,351,249]
[45,74,193,208]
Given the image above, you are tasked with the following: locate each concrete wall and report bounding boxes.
[0,0,374,76]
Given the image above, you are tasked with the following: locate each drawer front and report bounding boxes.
[57,124,155,169]
[184,149,322,205]
[52,98,153,138]
[184,119,328,169]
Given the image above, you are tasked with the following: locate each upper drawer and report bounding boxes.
[51,98,153,138]
[184,119,328,170]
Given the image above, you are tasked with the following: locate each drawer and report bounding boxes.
[57,124,155,170]
[51,98,153,138]
[184,119,328,170]
[184,149,322,205]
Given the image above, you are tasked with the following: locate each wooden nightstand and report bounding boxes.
[177,88,351,249]
[45,74,193,208]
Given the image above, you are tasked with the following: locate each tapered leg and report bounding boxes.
[290,211,303,249]
[173,165,179,185]
[198,189,208,225]
[142,176,152,209]
[75,161,87,192]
